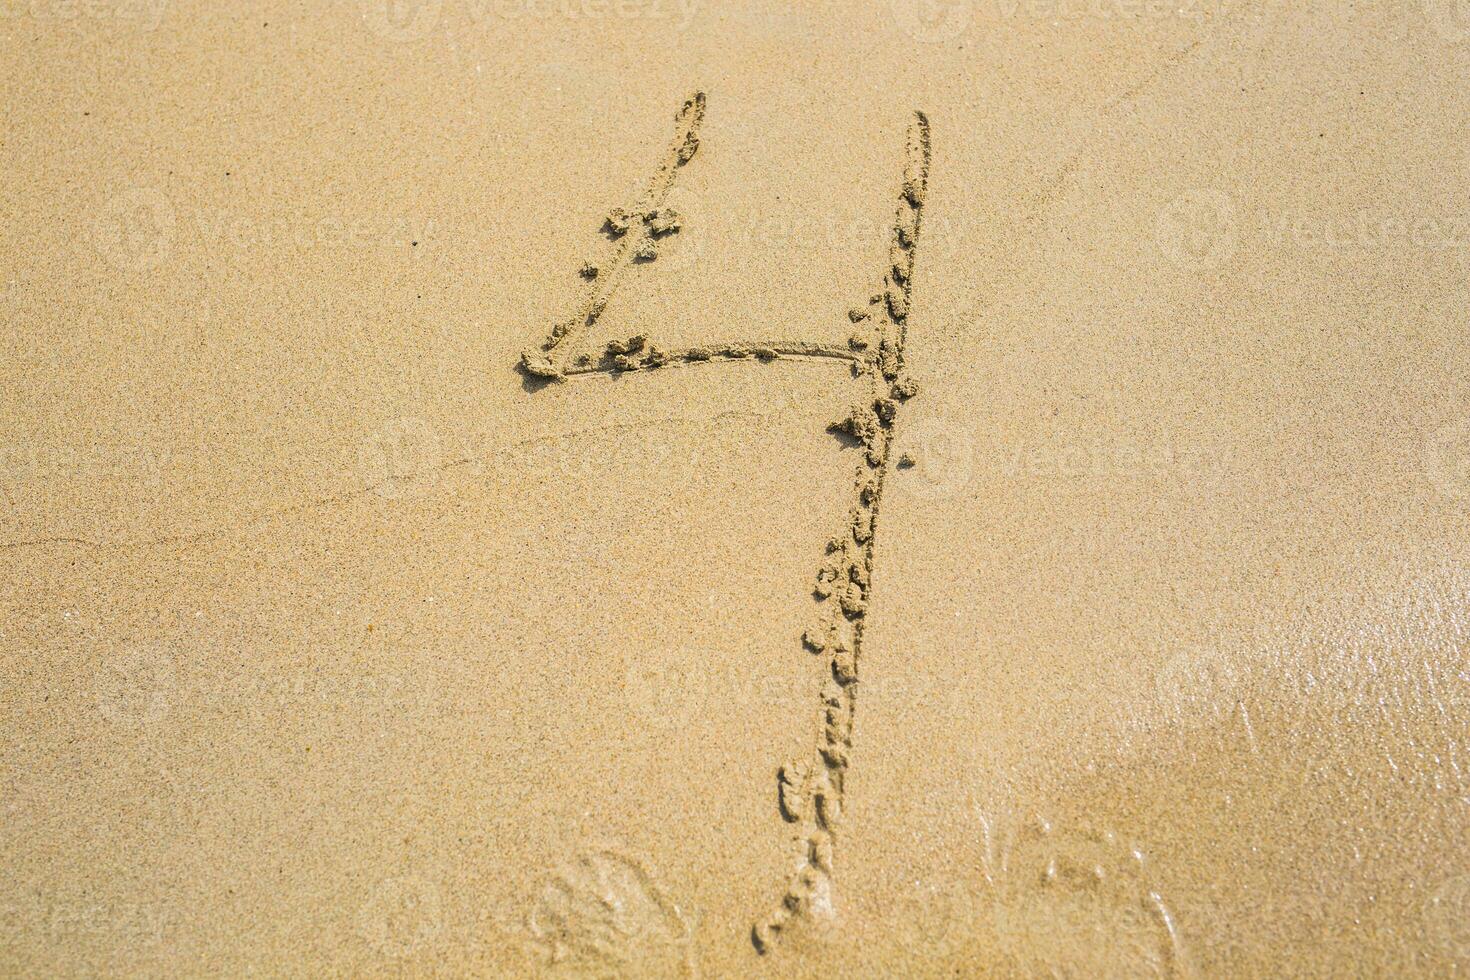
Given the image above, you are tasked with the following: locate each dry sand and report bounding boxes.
[3,0,1470,975]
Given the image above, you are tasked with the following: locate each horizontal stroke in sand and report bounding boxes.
[518,92,931,955]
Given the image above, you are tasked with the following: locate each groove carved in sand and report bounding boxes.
[516,92,932,955]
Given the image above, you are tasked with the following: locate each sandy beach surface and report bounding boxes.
[4,0,1469,975]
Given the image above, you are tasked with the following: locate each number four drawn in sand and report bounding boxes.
[518,92,931,955]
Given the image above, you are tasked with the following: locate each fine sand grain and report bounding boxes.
[3,2,1470,976]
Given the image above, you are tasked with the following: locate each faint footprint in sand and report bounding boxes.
[979,815,1190,978]
[526,848,698,977]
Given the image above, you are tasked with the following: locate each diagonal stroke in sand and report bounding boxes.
[517,92,931,955]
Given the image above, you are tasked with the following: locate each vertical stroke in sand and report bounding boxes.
[516,92,931,955]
